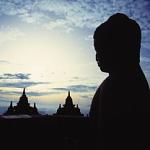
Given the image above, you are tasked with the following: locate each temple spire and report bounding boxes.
[34,102,36,108]
[68,90,70,97]
[59,104,61,108]
[23,88,26,96]
[10,101,13,108]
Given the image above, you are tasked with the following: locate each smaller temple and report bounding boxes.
[4,88,39,115]
[54,91,83,116]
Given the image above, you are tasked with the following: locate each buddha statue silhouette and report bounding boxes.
[89,13,150,150]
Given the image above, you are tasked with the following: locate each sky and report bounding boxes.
[0,0,150,115]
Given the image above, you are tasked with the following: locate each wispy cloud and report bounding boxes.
[69,84,97,92]
[0,98,17,103]
[0,60,10,64]
[0,106,7,114]
[0,25,24,45]
[0,0,149,30]
[0,81,49,88]
[14,91,51,96]
[80,94,93,100]
[0,73,31,80]
[0,90,50,97]
[140,45,150,83]
[53,84,97,93]
[0,0,149,49]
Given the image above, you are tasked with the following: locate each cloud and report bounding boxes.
[53,84,97,93]
[140,46,150,81]
[0,25,24,45]
[0,0,149,52]
[80,95,93,100]
[0,81,49,88]
[0,106,7,114]
[0,0,149,30]
[140,57,150,85]
[0,73,31,80]
[0,98,17,103]
[52,87,67,92]
[0,60,10,64]
[72,77,80,80]
[69,85,97,92]
[141,57,150,63]
[12,91,51,96]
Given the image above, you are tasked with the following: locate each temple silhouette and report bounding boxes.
[4,88,39,115]
[54,91,84,116]
[4,89,83,117]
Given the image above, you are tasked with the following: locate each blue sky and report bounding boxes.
[0,0,150,115]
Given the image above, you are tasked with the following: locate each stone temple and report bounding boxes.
[4,88,39,115]
[54,91,84,116]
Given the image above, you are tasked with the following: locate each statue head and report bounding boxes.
[94,13,141,73]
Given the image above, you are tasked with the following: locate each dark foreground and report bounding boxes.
[0,115,150,150]
[0,115,94,150]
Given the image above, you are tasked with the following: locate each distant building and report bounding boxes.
[4,88,39,115]
[54,91,84,116]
